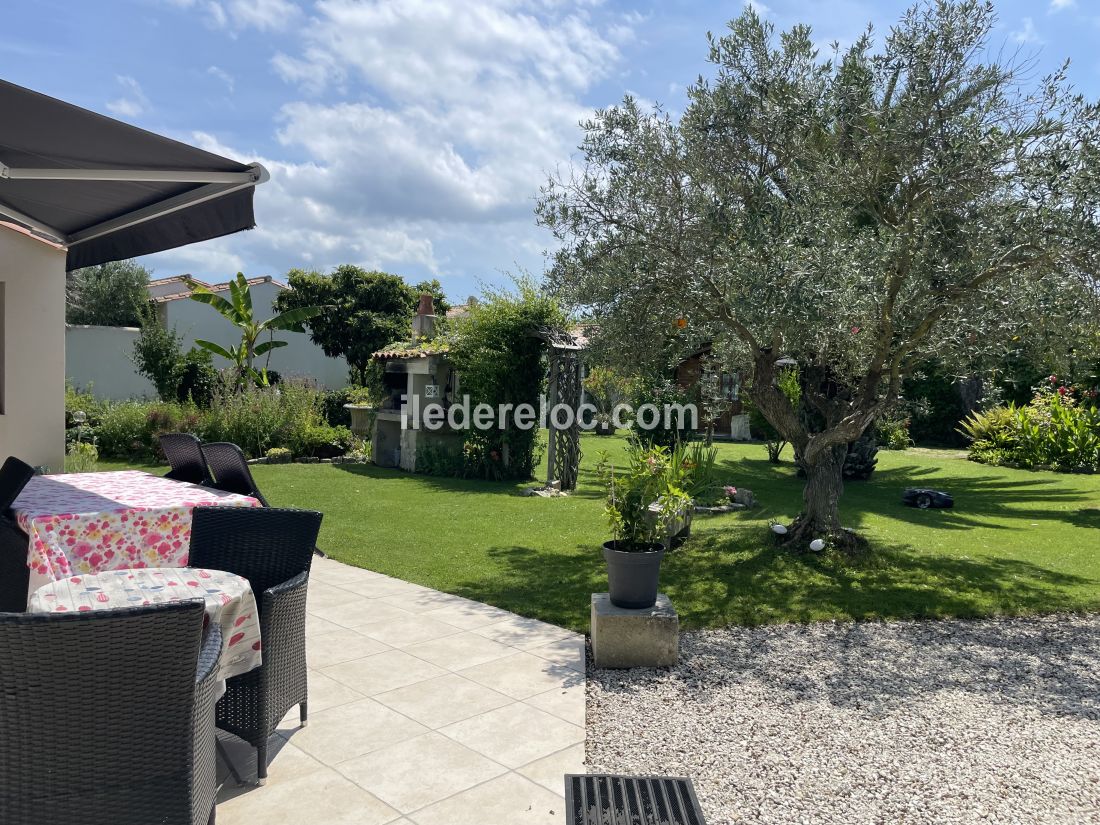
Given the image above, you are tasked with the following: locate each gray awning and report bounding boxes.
[0,79,267,270]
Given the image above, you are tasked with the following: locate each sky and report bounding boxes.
[4,0,1100,301]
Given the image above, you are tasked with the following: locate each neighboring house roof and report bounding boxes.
[147,274,195,286]
[149,274,285,304]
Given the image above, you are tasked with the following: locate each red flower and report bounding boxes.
[1049,375,1057,383]
[851,326,861,334]
[1058,386,1067,396]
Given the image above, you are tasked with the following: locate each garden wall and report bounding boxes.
[66,325,157,400]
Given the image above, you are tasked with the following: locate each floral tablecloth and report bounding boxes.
[28,567,263,683]
[12,470,260,599]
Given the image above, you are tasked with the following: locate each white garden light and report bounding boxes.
[809,538,826,552]
[770,523,788,535]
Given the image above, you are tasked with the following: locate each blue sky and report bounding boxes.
[3,0,1098,301]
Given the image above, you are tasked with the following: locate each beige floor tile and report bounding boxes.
[378,589,469,614]
[525,635,586,673]
[420,599,514,630]
[310,598,417,629]
[358,615,464,648]
[306,581,363,611]
[216,766,400,825]
[278,697,429,765]
[439,703,582,768]
[523,684,585,726]
[408,772,564,825]
[322,648,448,696]
[374,673,513,729]
[307,628,391,669]
[472,615,574,649]
[339,576,429,599]
[403,631,514,671]
[458,651,584,699]
[516,743,586,794]
[304,669,366,714]
[217,734,325,796]
[337,732,507,813]
[306,614,346,637]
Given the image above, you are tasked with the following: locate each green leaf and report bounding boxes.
[253,339,288,356]
[265,305,326,331]
[193,338,237,362]
[187,287,240,323]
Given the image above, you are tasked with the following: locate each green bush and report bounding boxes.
[294,424,356,459]
[875,416,913,451]
[95,402,155,458]
[629,378,694,448]
[266,447,293,464]
[960,379,1100,471]
[64,441,99,473]
[176,349,220,407]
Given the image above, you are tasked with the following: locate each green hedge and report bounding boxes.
[68,382,359,462]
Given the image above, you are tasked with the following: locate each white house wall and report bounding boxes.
[0,227,66,471]
[65,325,157,400]
[162,281,348,389]
[65,280,350,399]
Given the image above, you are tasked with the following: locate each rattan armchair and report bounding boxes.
[160,433,213,486]
[0,456,35,613]
[0,601,222,825]
[200,442,269,506]
[188,505,322,784]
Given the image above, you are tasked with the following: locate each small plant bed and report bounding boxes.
[100,433,1100,633]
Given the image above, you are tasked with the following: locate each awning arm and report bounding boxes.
[0,162,268,250]
[0,197,68,243]
[0,163,262,185]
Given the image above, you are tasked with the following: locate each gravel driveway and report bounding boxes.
[587,614,1100,825]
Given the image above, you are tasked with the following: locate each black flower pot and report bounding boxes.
[602,540,665,609]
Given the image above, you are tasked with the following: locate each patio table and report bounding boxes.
[28,567,263,684]
[11,470,260,599]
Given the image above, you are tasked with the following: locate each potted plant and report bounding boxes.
[597,444,691,608]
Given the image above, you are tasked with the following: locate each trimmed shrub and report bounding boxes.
[960,379,1100,471]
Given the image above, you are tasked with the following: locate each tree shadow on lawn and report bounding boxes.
[721,456,1096,531]
[447,526,1100,638]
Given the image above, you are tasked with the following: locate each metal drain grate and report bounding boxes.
[565,774,707,825]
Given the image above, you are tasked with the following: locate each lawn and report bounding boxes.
[100,434,1100,632]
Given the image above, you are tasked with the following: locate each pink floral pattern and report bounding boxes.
[13,471,260,599]
[28,566,262,683]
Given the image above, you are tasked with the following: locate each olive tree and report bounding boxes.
[538,0,1100,549]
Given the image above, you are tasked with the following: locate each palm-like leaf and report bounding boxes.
[186,278,242,324]
[263,305,326,332]
[193,338,237,361]
[253,339,288,356]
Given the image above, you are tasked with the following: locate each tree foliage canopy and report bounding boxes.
[275,265,449,384]
[538,0,1100,542]
[66,259,150,327]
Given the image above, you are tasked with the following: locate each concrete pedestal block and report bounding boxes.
[591,593,679,668]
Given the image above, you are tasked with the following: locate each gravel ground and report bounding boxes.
[587,614,1100,825]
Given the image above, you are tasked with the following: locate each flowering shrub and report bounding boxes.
[959,377,1100,471]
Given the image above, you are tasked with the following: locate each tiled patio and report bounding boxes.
[215,555,586,824]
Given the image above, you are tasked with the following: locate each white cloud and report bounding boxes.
[105,75,150,117]
[207,65,235,93]
[1048,0,1075,12]
[744,0,771,16]
[166,0,301,32]
[146,0,635,295]
[1012,17,1042,44]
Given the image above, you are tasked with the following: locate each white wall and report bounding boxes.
[162,280,349,389]
[65,280,350,400]
[0,226,66,471]
[65,325,157,400]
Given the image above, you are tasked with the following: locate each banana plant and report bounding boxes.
[186,273,324,390]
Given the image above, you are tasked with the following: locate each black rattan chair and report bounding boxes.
[188,505,323,784]
[200,442,269,506]
[0,457,36,613]
[160,433,213,486]
[0,456,35,514]
[0,601,221,825]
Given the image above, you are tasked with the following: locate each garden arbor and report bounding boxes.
[538,0,1100,549]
